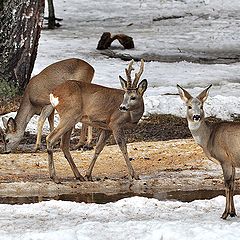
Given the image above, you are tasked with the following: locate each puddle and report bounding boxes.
[1,189,240,205]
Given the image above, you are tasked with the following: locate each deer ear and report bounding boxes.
[119,76,127,90]
[3,117,17,132]
[0,127,4,136]
[137,79,148,96]
[177,84,192,103]
[2,117,8,129]
[0,127,4,143]
[197,84,212,103]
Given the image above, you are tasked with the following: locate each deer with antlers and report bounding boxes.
[177,84,240,219]
[1,58,94,153]
[46,59,148,183]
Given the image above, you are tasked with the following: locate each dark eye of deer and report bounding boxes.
[130,96,136,100]
[188,106,192,109]
[5,139,9,144]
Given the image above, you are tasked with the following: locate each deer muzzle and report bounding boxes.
[119,105,129,112]
[193,115,201,122]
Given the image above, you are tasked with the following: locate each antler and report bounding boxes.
[132,59,144,88]
[125,59,134,88]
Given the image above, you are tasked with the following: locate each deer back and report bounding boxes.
[50,80,144,130]
[27,58,94,107]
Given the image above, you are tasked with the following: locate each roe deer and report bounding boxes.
[1,58,94,153]
[46,59,147,183]
[177,84,240,219]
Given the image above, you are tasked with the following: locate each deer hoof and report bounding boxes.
[128,174,140,181]
[221,215,227,220]
[73,143,93,151]
[85,174,93,181]
[83,144,94,151]
[221,211,230,220]
[230,212,237,218]
[133,172,140,180]
[76,175,86,182]
[51,176,61,184]
[73,143,84,150]
[221,210,237,219]
[134,175,140,180]
[34,145,41,152]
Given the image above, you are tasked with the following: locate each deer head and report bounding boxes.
[177,84,212,129]
[1,117,23,153]
[119,59,148,112]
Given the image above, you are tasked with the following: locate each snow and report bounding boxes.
[1,0,240,239]
[0,196,240,240]
[2,1,240,132]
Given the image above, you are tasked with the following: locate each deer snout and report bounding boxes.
[193,115,201,121]
[3,150,10,154]
[2,143,10,154]
[119,105,129,112]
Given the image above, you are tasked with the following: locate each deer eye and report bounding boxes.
[5,139,9,144]
[188,106,192,109]
[130,96,136,100]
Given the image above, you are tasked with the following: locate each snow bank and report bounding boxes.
[0,196,240,240]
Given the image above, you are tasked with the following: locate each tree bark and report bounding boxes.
[47,0,56,29]
[0,0,45,100]
[0,0,3,11]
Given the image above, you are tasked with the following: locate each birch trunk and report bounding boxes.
[0,0,45,100]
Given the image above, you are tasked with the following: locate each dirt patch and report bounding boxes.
[0,139,219,196]
[0,113,237,201]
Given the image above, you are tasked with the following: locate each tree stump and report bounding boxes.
[97,32,134,50]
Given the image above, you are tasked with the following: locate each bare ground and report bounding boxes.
[1,113,239,202]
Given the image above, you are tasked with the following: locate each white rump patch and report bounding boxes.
[50,93,59,107]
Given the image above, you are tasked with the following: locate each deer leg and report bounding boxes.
[85,130,111,181]
[60,128,85,181]
[221,163,236,219]
[74,123,88,150]
[75,125,93,151]
[46,128,60,183]
[48,110,55,132]
[83,126,93,150]
[228,166,236,217]
[112,128,139,180]
[46,118,76,183]
[35,105,54,152]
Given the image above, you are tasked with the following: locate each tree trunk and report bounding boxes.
[0,0,45,100]
[47,0,56,29]
[0,0,3,11]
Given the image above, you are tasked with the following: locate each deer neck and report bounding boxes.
[14,99,34,136]
[188,119,211,148]
[129,102,144,124]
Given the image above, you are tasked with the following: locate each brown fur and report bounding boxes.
[46,60,147,183]
[2,58,94,152]
[178,84,240,219]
